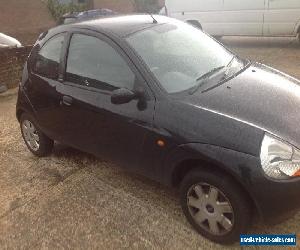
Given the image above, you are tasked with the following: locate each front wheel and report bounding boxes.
[180,169,252,244]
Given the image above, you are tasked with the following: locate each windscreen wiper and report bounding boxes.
[227,55,236,68]
[189,66,225,94]
[222,55,237,78]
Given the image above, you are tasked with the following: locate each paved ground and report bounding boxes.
[1,37,300,249]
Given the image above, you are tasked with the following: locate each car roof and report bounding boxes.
[62,14,171,38]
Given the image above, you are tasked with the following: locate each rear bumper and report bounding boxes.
[16,84,35,122]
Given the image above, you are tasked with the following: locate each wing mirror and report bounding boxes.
[111,88,144,105]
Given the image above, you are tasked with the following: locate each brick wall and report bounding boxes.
[0,46,32,89]
[158,0,165,8]
[0,0,55,45]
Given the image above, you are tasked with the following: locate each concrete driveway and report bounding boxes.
[1,37,300,249]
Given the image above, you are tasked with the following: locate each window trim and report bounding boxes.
[64,32,135,91]
[61,29,152,98]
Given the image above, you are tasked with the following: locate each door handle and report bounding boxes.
[61,96,73,106]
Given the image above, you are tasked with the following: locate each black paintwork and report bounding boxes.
[17,15,300,224]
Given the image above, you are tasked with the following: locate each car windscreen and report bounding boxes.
[126,22,234,94]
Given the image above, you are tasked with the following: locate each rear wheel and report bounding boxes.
[180,169,251,244]
[20,113,53,157]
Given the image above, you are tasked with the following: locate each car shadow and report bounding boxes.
[50,144,300,242]
[51,143,178,202]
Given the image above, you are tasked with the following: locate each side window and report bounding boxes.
[34,34,64,79]
[66,34,135,91]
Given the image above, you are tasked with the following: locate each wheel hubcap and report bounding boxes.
[187,183,234,236]
[22,120,40,151]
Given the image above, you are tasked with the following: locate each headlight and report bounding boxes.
[260,134,300,179]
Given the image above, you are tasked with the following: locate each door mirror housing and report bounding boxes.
[111,88,139,105]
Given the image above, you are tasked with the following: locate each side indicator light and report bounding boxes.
[157,140,165,147]
[293,169,300,177]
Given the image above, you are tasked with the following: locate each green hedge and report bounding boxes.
[47,0,87,21]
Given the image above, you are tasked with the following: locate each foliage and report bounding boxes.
[130,0,161,13]
[47,0,87,21]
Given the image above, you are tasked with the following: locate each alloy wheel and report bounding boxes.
[22,120,40,151]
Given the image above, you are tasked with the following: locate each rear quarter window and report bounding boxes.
[33,34,65,80]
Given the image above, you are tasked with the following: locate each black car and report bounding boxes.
[17,15,300,244]
[59,9,117,25]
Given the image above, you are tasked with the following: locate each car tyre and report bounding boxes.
[20,113,53,157]
[180,168,251,244]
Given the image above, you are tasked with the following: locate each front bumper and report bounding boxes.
[250,172,300,224]
[179,143,300,225]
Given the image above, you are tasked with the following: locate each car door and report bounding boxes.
[56,31,156,175]
[26,33,67,140]
[222,0,264,36]
[264,0,300,36]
